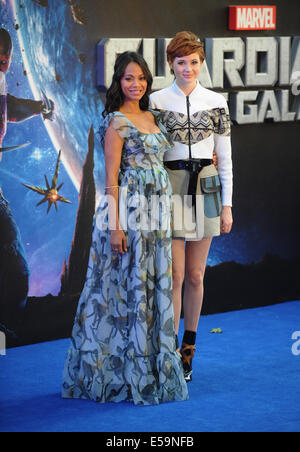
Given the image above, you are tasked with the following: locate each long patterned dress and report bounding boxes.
[62,111,189,406]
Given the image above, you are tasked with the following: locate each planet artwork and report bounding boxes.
[0,0,105,297]
[0,0,297,300]
[12,0,105,195]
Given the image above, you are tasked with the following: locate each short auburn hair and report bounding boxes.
[167,31,205,64]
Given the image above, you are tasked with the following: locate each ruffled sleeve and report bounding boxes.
[98,112,133,146]
[150,109,173,144]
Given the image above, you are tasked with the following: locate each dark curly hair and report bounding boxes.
[102,51,153,118]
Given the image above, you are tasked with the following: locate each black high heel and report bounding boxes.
[180,343,196,382]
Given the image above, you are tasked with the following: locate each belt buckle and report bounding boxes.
[186,160,192,172]
[191,160,200,172]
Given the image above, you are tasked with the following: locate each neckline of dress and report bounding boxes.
[117,111,163,136]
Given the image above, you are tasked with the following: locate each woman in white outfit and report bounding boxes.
[150,31,233,381]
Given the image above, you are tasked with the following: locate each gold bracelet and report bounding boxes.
[105,185,119,189]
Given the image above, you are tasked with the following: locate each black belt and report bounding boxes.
[164,159,213,209]
[164,159,213,172]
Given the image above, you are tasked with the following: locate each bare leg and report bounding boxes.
[171,238,185,334]
[183,237,213,332]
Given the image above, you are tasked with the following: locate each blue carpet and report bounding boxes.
[1,301,300,432]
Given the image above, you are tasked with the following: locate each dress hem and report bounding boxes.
[62,348,189,406]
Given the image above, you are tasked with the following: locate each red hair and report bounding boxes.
[167,31,205,63]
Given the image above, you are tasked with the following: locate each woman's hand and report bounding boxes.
[220,206,233,234]
[110,229,128,254]
[213,152,218,169]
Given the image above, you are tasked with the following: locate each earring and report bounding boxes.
[170,68,174,75]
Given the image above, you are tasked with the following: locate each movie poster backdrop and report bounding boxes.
[0,0,299,347]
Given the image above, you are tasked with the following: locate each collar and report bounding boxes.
[172,80,202,99]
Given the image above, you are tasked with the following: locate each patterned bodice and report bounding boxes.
[161,108,231,145]
[149,81,233,206]
[99,111,172,172]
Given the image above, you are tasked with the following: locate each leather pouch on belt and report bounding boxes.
[200,175,222,218]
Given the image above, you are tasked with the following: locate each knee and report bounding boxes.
[173,268,185,290]
[185,269,204,289]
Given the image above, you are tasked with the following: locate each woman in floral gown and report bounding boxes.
[62,52,188,406]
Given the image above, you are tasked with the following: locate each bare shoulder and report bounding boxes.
[105,120,124,143]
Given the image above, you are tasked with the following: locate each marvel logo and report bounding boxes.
[229,6,277,31]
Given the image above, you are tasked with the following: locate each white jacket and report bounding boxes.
[150,81,233,207]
